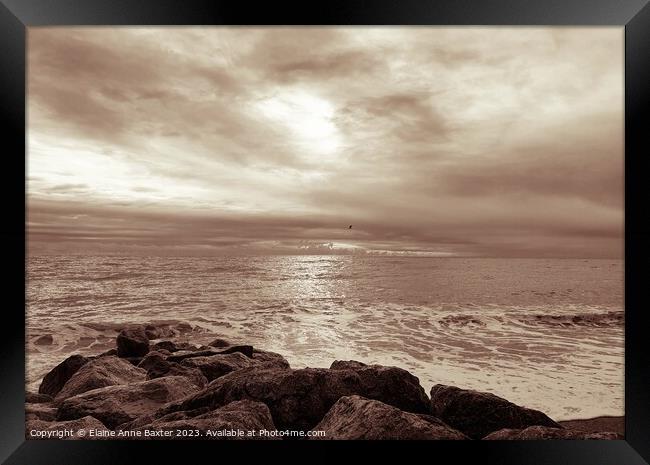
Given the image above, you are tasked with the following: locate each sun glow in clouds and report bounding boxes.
[257,89,342,155]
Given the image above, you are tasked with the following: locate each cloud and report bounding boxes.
[27,27,623,257]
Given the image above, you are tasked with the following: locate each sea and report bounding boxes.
[26,255,624,421]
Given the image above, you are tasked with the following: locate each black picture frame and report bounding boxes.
[2,1,648,463]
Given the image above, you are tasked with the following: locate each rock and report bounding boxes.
[34,335,54,345]
[347,363,432,414]
[55,356,146,401]
[146,360,208,388]
[252,350,290,369]
[483,425,622,440]
[26,416,110,440]
[166,349,220,363]
[137,351,168,371]
[215,345,254,358]
[330,360,367,370]
[38,354,90,397]
[57,376,201,429]
[159,365,431,431]
[97,348,118,357]
[150,340,199,353]
[123,356,145,366]
[131,400,278,440]
[25,404,58,421]
[208,338,232,348]
[26,392,53,404]
[429,385,560,439]
[151,341,181,352]
[180,353,256,381]
[312,395,467,440]
[116,326,150,357]
[166,345,254,363]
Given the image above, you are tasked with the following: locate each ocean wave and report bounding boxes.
[434,310,623,329]
[515,310,623,328]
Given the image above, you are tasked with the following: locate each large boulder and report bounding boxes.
[26,416,111,440]
[429,385,560,439]
[252,350,290,369]
[38,354,90,397]
[145,359,208,388]
[158,365,431,431]
[57,376,201,429]
[312,396,467,440]
[116,326,150,357]
[137,351,169,371]
[180,353,258,381]
[54,356,146,401]
[131,400,278,440]
[332,362,431,415]
[483,425,622,440]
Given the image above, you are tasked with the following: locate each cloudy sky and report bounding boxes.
[27,27,623,257]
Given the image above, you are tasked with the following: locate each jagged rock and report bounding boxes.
[131,400,278,440]
[430,385,560,439]
[26,392,53,404]
[146,359,208,388]
[55,356,146,401]
[25,403,58,421]
[180,353,257,381]
[57,376,201,429]
[252,350,290,369]
[312,396,467,440]
[38,354,90,397]
[483,425,622,440]
[330,360,367,370]
[26,416,111,440]
[158,365,430,431]
[138,351,169,371]
[116,327,150,357]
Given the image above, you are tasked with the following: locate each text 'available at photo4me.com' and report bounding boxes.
[28,427,327,439]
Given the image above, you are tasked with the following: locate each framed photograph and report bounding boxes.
[2,0,648,463]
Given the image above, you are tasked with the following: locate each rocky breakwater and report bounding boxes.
[26,322,623,440]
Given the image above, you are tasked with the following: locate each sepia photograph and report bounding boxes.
[25,26,624,440]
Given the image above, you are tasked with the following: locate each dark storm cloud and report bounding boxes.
[28,28,623,257]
